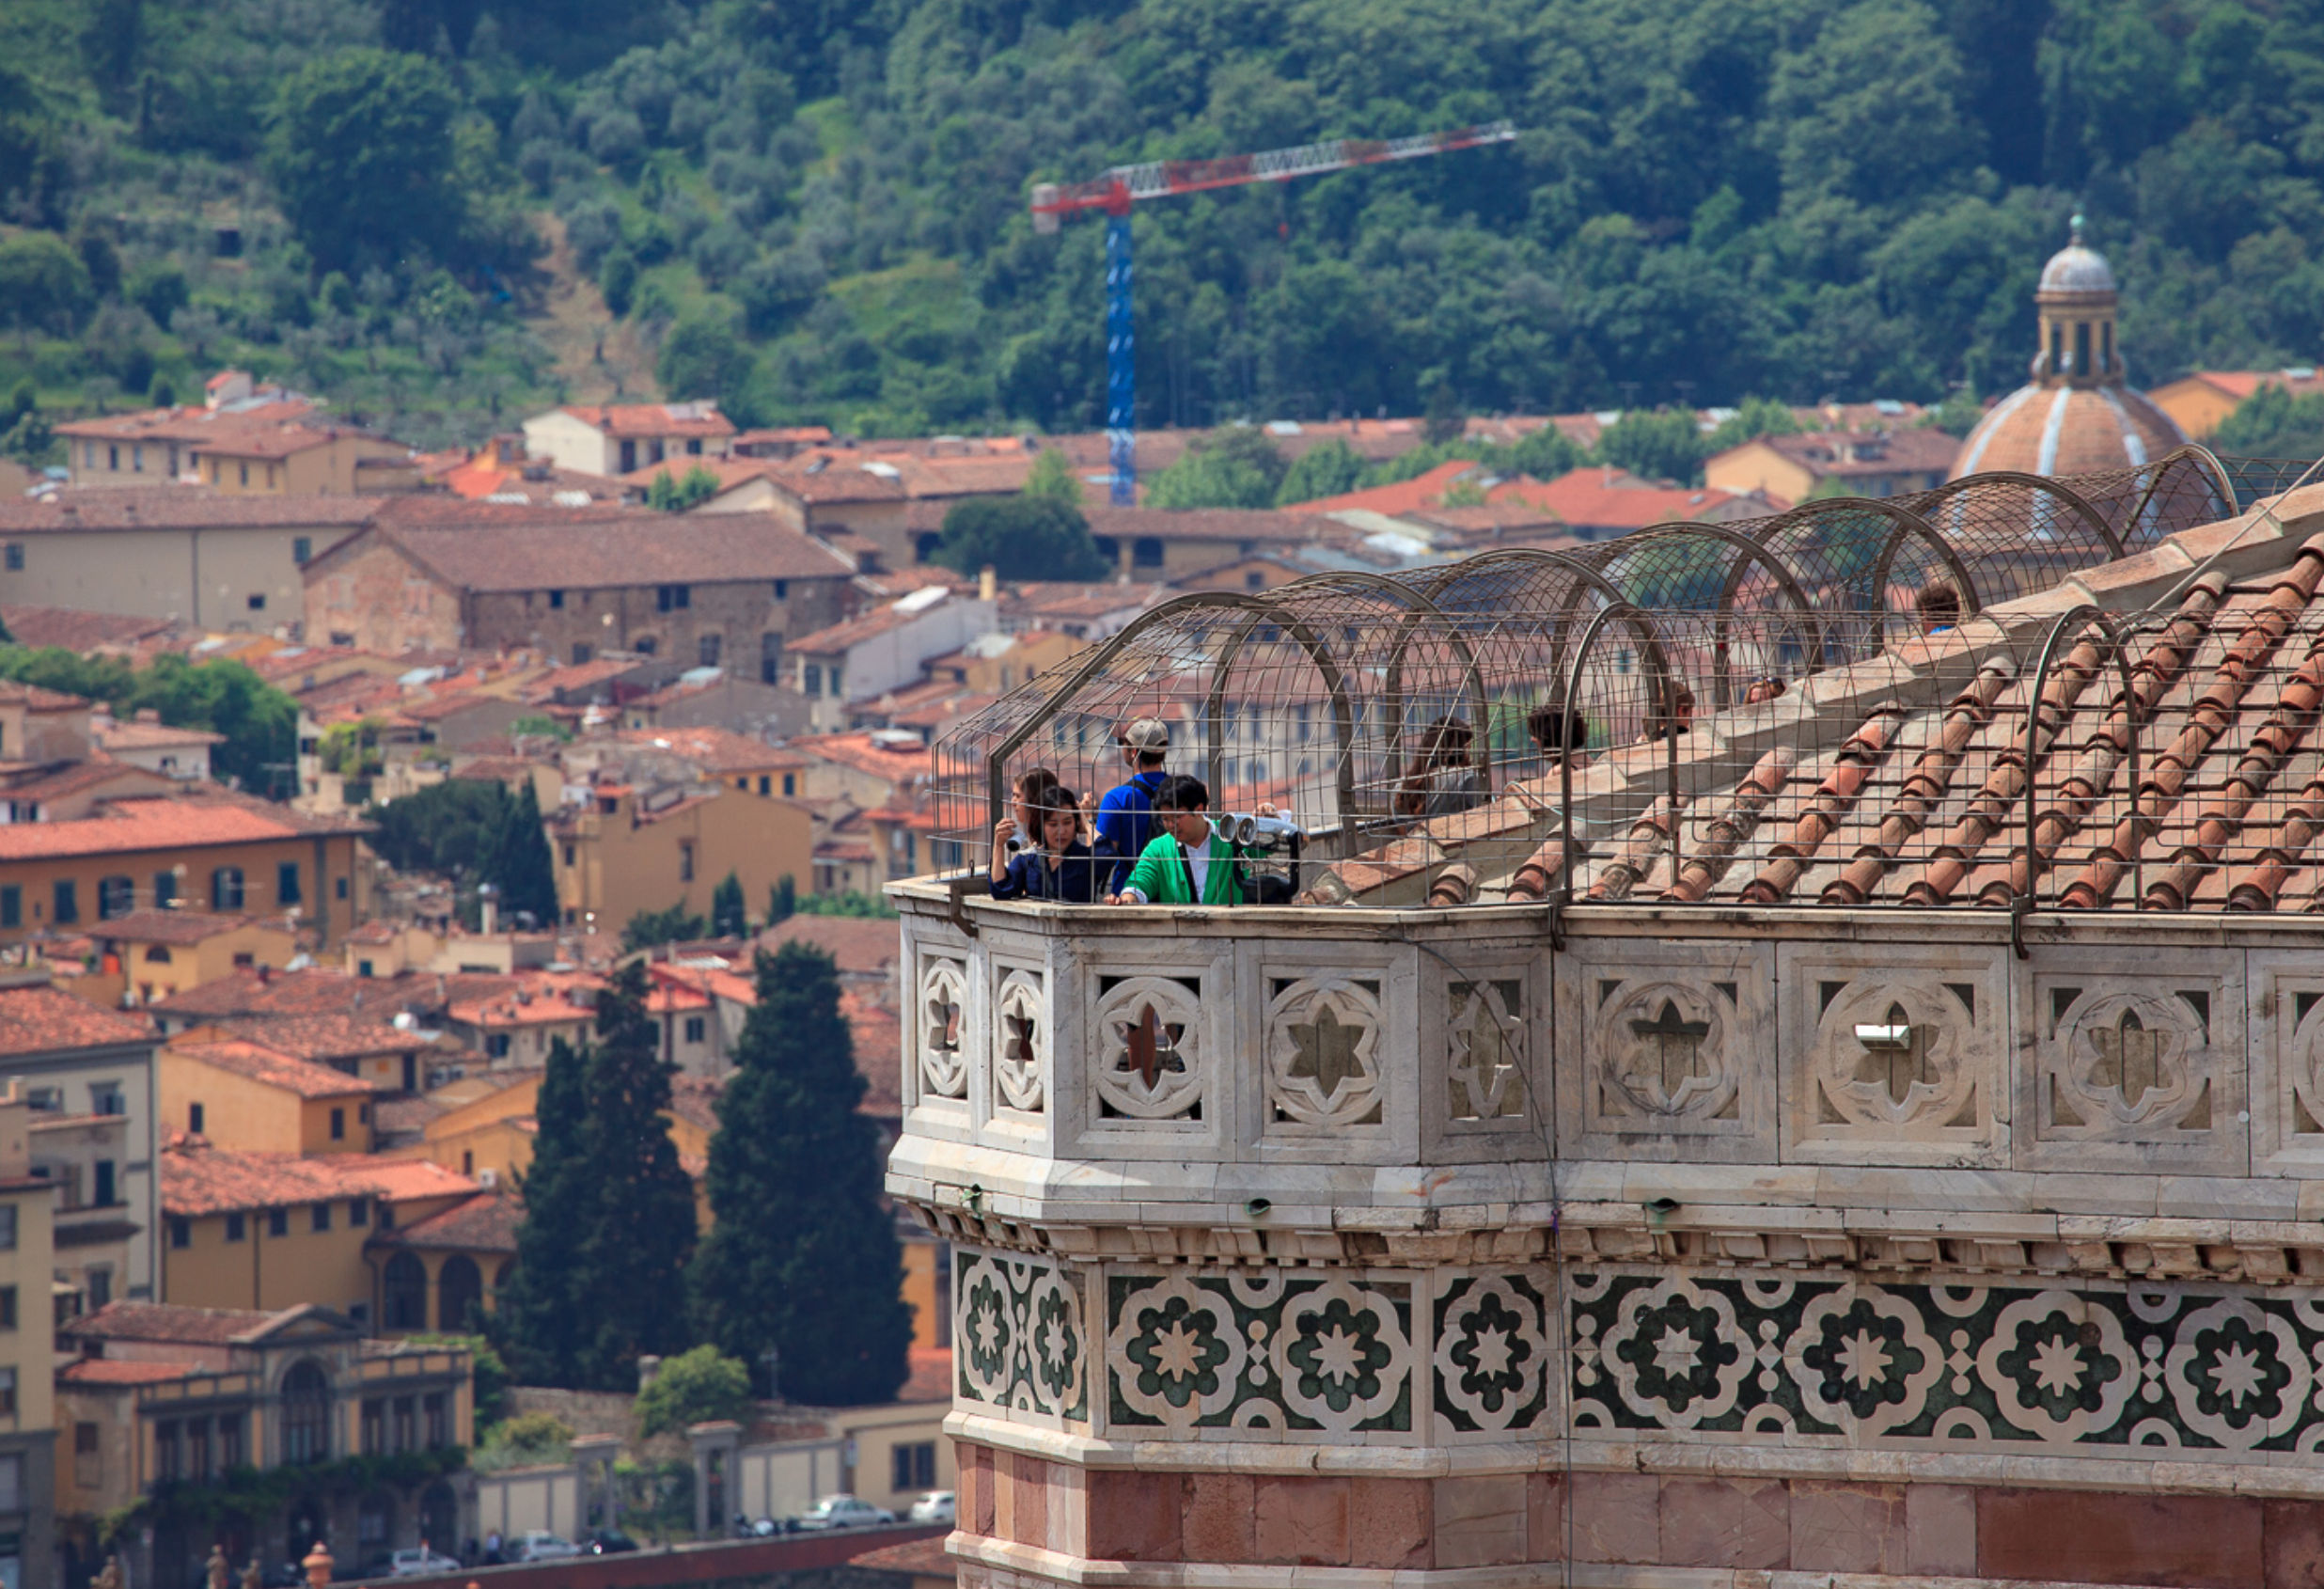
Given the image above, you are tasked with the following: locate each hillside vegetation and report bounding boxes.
[4,0,2324,453]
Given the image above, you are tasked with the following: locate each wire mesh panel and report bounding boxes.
[930,449,2324,905]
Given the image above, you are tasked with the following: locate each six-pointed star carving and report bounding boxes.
[1285,1006,1369,1099]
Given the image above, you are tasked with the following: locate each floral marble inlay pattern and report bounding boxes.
[955,1249,1087,1423]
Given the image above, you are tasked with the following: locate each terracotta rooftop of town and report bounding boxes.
[369,1188,519,1253]
[159,1143,389,1216]
[203,1013,434,1062]
[760,915,902,975]
[96,909,256,945]
[319,514,853,592]
[165,1037,377,1099]
[0,983,155,1058]
[0,604,176,653]
[0,793,369,862]
[92,713,225,750]
[554,401,735,439]
[0,486,378,533]
[62,1300,278,1345]
[611,727,809,775]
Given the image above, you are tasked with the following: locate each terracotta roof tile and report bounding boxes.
[0,487,376,534]
[758,917,901,975]
[324,514,853,593]
[0,605,177,653]
[63,1300,275,1345]
[206,1014,433,1062]
[557,402,736,440]
[0,984,155,1058]
[60,1359,196,1385]
[159,1141,473,1217]
[166,1037,378,1099]
[0,794,367,863]
[369,1188,519,1252]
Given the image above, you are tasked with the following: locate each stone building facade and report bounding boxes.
[301,511,856,664]
[891,463,2324,1585]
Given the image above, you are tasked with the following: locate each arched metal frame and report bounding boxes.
[2018,605,2143,913]
[933,450,2315,895]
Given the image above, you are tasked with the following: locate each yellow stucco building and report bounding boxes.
[550,782,812,933]
[160,1036,377,1155]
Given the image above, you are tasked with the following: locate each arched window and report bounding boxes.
[382,1253,427,1331]
[97,876,134,920]
[437,1255,481,1332]
[280,1361,330,1464]
[212,867,244,911]
[144,945,172,964]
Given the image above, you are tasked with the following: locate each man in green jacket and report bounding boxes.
[1110,774,1279,905]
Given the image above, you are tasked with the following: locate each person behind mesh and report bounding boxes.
[1393,715,1486,822]
[1110,774,1279,905]
[1088,717,1172,894]
[990,783,1102,903]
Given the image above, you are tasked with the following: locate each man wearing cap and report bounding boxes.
[1090,717,1172,895]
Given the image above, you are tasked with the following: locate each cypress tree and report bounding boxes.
[574,961,701,1390]
[493,967,699,1391]
[711,870,746,937]
[688,943,911,1405]
[485,780,560,929]
[491,1033,591,1387]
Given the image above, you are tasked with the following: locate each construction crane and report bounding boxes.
[1031,119,1517,504]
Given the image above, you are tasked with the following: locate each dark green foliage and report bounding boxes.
[263,48,466,274]
[1598,409,1710,487]
[688,945,912,1406]
[657,310,756,413]
[366,779,509,877]
[1704,397,1804,457]
[2214,384,2324,459]
[0,232,92,340]
[1147,428,1290,510]
[481,781,559,929]
[1422,382,1464,446]
[634,1344,754,1436]
[1275,438,1366,506]
[0,648,294,795]
[495,965,699,1391]
[645,464,721,511]
[768,875,797,924]
[599,244,638,318]
[623,902,708,951]
[711,870,746,937]
[931,495,1107,580]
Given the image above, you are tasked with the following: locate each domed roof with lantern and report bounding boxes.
[1951,216,2185,480]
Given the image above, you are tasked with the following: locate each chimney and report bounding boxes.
[979,565,997,603]
[637,1354,663,1391]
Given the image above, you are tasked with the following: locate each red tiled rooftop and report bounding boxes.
[165,1037,377,1099]
[370,1188,520,1252]
[63,1299,275,1345]
[0,794,367,862]
[60,1359,196,1385]
[0,984,155,1059]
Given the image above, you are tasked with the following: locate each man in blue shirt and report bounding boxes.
[1090,717,1171,894]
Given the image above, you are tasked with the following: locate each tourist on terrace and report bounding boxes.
[1526,703,1593,771]
[991,785,1102,903]
[1917,581,1962,635]
[1743,676,1787,704]
[1110,775,1280,905]
[1088,717,1173,892]
[1638,684,1695,743]
[1394,715,1487,823]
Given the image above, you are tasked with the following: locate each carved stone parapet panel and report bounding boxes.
[1779,943,2009,1165]
[2020,949,2247,1173]
[1089,973,1206,1125]
[991,967,1048,1116]
[917,953,970,1102]
[1262,973,1387,1133]
[1570,1266,2324,1460]
[954,1247,1089,1427]
[1558,940,1776,1162]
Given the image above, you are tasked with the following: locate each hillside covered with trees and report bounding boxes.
[4,0,2324,451]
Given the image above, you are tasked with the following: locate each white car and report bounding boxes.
[388,1548,460,1578]
[907,1491,955,1524]
[797,1494,895,1530]
[511,1532,581,1562]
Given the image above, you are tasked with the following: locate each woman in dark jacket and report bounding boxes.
[989,786,1103,903]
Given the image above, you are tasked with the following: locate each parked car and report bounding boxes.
[585,1530,639,1555]
[389,1548,461,1577]
[796,1495,895,1530]
[510,1532,581,1562]
[907,1491,956,1524]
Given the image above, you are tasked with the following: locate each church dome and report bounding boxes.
[1953,384,2186,477]
[1951,216,2185,480]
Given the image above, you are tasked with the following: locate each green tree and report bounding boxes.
[264,48,466,273]
[2214,384,2324,458]
[1022,447,1081,507]
[1598,409,1707,487]
[1704,397,1804,457]
[657,311,755,409]
[710,870,746,937]
[1146,428,1288,510]
[635,1344,755,1436]
[688,944,911,1405]
[767,875,796,923]
[793,889,896,919]
[482,781,559,929]
[599,244,638,318]
[1274,438,1366,506]
[492,1034,593,1387]
[112,655,296,796]
[930,496,1106,581]
[573,962,700,1389]
[623,902,708,951]
[1422,381,1465,446]
[0,233,93,344]
[366,779,506,878]
[646,464,721,511]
